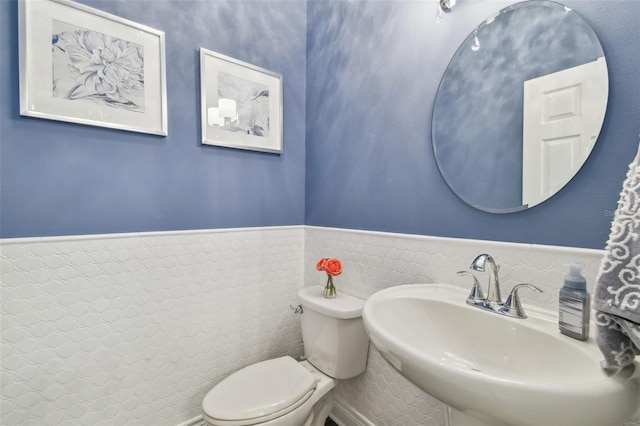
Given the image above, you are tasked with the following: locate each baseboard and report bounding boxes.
[330,398,376,426]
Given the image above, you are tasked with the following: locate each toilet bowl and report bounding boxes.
[201,286,370,426]
[202,357,336,426]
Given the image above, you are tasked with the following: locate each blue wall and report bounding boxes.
[305,0,640,249]
[0,0,307,238]
[2,0,639,250]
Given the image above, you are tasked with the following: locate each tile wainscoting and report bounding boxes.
[1,227,305,425]
[1,225,638,425]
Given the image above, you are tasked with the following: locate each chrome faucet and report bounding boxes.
[458,253,543,319]
[470,253,502,306]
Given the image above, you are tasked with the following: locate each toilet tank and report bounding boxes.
[298,286,370,379]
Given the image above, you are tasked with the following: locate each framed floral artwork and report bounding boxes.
[200,48,283,153]
[19,0,168,136]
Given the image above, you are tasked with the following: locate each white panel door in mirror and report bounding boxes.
[522,57,608,208]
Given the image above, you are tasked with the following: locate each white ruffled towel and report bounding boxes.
[595,140,640,370]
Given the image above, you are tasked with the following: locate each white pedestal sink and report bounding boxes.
[362,284,640,426]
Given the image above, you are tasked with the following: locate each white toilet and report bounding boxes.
[201,286,370,426]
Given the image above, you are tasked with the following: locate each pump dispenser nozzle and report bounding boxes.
[564,262,586,290]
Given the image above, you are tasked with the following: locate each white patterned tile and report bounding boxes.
[2,226,638,426]
[1,227,305,426]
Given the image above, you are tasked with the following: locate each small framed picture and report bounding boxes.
[200,48,283,154]
[19,0,168,136]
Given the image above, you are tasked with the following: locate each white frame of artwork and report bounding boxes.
[18,0,168,136]
[200,48,283,154]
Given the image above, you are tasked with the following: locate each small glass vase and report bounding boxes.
[324,275,337,298]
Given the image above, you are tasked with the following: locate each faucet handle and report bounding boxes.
[503,283,543,318]
[457,270,484,303]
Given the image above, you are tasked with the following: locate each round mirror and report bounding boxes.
[432,0,608,213]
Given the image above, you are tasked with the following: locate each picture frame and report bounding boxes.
[19,0,168,136]
[200,48,283,154]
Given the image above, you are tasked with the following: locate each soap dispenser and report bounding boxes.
[559,263,590,341]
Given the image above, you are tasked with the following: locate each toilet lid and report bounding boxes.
[202,356,317,422]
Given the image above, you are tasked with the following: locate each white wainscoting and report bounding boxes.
[1,227,305,425]
[3,226,638,426]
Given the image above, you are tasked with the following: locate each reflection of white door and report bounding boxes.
[522,57,608,207]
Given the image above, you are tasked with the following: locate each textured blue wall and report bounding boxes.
[0,0,307,238]
[2,0,639,249]
[305,0,640,249]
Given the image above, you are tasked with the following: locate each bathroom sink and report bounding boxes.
[362,284,640,426]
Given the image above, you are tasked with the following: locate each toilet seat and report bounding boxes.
[202,356,318,426]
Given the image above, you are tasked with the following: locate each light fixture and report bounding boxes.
[436,0,456,22]
[440,0,456,12]
[471,29,480,51]
[207,98,239,127]
[207,107,223,127]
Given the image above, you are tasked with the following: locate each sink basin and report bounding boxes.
[362,284,640,426]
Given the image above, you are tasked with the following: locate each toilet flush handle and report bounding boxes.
[290,304,304,314]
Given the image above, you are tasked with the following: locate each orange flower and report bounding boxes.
[316,258,327,271]
[324,258,342,276]
[317,257,341,298]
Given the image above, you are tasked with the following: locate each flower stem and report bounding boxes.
[324,275,337,298]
